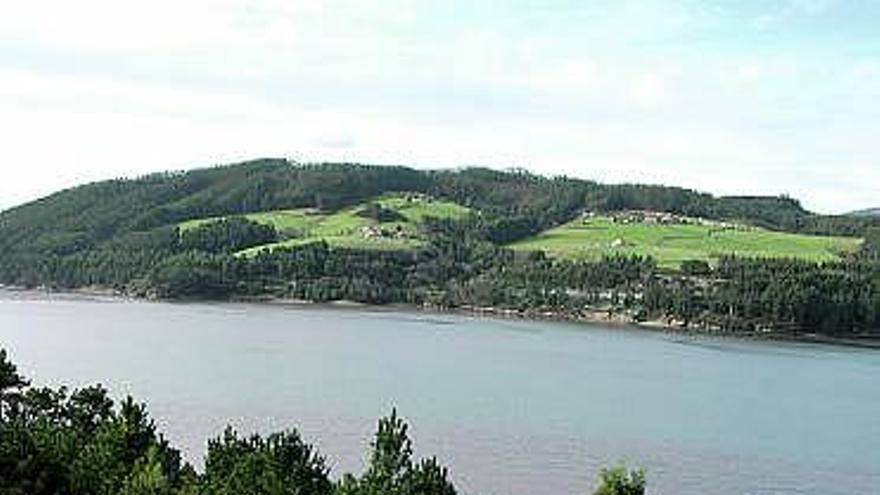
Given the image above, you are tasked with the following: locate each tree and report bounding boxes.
[344,409,457,495]
[592,464,646,495]
[680,259,711,276]
[203,427,331,495]
[358,203,405,223]
[362,408,413,492]
[0,349,28,420]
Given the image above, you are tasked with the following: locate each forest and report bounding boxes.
[0,349,646,495]
[1,159,878,338]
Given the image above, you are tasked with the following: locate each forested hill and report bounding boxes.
[2,158,879,337]
[0,158,872,250]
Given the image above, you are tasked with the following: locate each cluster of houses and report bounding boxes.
[401,192,432,203]
[358,193,436,240]
[360,224,409,240]
[585,210,740,230]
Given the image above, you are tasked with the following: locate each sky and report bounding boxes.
[0,0,878,214]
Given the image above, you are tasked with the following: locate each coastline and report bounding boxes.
[3,285,880,349]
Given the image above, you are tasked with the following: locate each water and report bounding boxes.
[1,290,878,495]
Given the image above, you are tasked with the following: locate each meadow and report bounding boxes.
[179,193,471,255]
[510,215,862,269]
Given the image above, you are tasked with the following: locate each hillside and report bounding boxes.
[511,213,862,269]
[1,159,878,337]
[179,193,471,254]
[1,159,872,257]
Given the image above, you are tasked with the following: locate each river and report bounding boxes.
[1,290,878,494]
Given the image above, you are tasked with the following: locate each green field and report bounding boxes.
[510,215,862,268]
[179,193,471,255]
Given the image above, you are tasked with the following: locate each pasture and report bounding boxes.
[510,215,862,269]
[178,193,471,255]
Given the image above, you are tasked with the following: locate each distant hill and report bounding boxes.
[849,208,880,217]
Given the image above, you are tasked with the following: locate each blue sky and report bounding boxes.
[1,0,878,213]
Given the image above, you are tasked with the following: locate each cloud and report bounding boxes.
[750,0,834,30]
[0,1,878,214]
[0,71,278,121]
[312,136,358,150]
[630,72,668,106]
[735,63,763,83]
[523,60,600,94]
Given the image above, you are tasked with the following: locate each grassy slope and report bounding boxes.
[510,216,863,268]
[179,193,470,255]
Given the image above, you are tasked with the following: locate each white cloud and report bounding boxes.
[523,60,600,94]
[0,0,877,214]
[735,63,763,83]
[0,0,243,52]
[630,72,668,106]
[750,0,834,30]
[0,71,278,121]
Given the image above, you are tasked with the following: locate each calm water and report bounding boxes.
[0,290,878,495]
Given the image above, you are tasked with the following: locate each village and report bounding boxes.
[584,209,745,230]
[358,192,434,241]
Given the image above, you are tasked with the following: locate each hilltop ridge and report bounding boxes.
[849,208,880,217]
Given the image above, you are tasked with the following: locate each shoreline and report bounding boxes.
[3,285,880,350]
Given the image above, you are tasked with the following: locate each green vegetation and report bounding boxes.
[180,217,278,254]
[0,349,642,495]
[511,215,862,269]
[179,193,471,255]
[375,194,470,223]
[1,159,879,336]
[592,465,646,495]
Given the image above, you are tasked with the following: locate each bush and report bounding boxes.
[592,464,646,495]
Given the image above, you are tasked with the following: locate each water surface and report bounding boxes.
[1,290,878,495]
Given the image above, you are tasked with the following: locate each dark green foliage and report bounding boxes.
[0,349,28,420]
[148,252,238,298]
[70,397,182,495]
[639,256,880,334]
[680,259,712,276]
[362,409,414,492]
[180,217,278,254]
[357,203,405,223]
[203,428,331,495]
[591,464,646,495]
[864,227,880,255]
[0,351,184,495]
[245,243,415,304]
[335,409,456,495]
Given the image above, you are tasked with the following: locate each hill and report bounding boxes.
[0,159,872,257]
[1,158,878,337]
[849,208,880,217]
[511,213,862,269]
